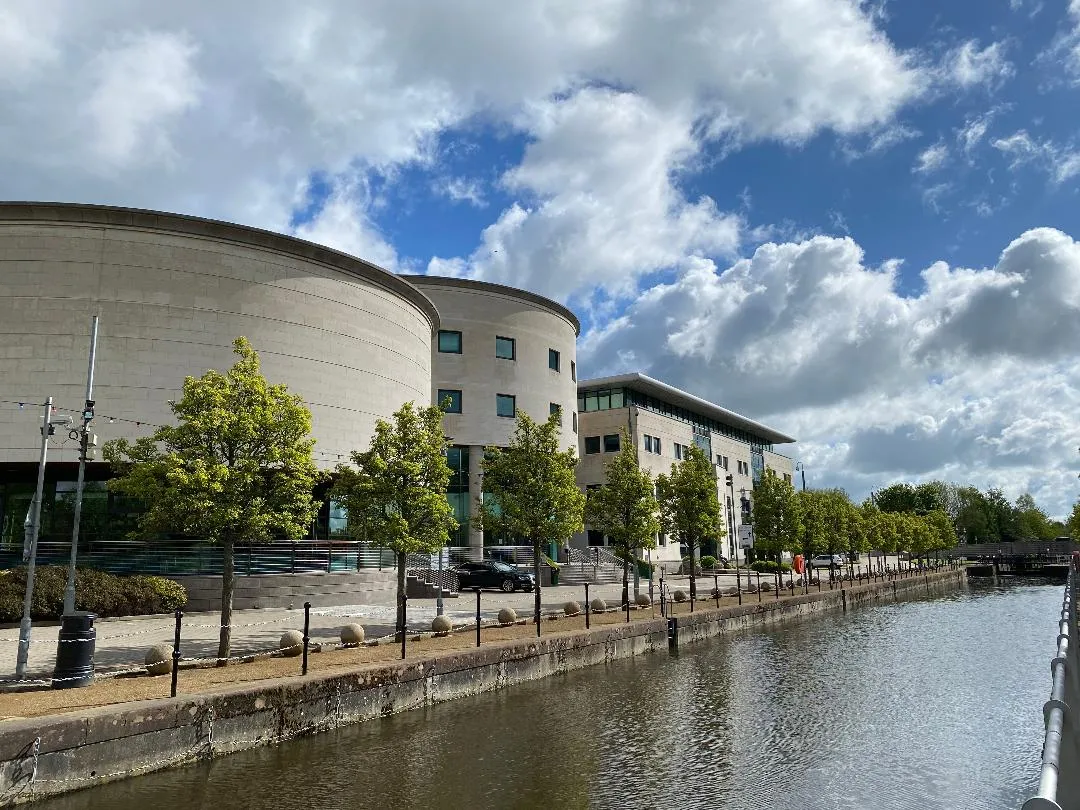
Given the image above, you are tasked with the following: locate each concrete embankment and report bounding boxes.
[0,568,966,806]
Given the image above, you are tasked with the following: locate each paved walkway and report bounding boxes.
[0,582,633,680]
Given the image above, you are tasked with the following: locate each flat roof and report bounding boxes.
[578,372,796,445]
[0,202,441,333]
[400,274,580,336]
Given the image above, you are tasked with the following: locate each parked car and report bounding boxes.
[454,560,535,592]
[809,554,844,570]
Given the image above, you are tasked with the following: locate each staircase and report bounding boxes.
[558,548,625,586]
[405,551,459,599]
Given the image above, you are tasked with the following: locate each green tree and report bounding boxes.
[104,338,322,663]
[1067,502,1080,539]
[656,445,722,600]
[843,498,868,573]
[925,509,956,557]
[797,490,827,563]
[475,411,585,634]
[873,483,920,514]
[1015,493,1055,540]
[583,430,660,607]
[331,401,457,639]
[954,486,992,543]
[751,469,800,564]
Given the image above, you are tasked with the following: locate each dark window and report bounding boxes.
[550,402,562,424]
[495,336,515,360]
[571,360,577,381]
[496,394,516,418]
[587,529,606,546]
[603,434,620,453]
[437,389,462,413]
[548,349,560,371]
[438,330,462,353]
[584,436,601,455]
[572,411,578,432]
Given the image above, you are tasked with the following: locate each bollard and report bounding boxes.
[714,575,720,608]
[302,602,311,676]
[475,588,482,648]
[400,593,408,661]
[51,612,96,690]
[775,574,780,600]
[585,582,591,629]
[667,617,678,650]
[625,587,631,623]
[841,589,847,612]
[171,609,182,698]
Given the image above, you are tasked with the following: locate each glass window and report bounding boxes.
[495,336,515,360]
[549,402,562,424]
[437,330,462,353]
[584,436,601,454]
[496,394,516,418]
[675,444,683,460]
[654,437,662,454]
[438,389,462,413]
[571,360,577,381]
[597,390,611,410]
[611,389,624,408]
[548,348,560,371]
[572,411,578,432]
[603,434,620,453]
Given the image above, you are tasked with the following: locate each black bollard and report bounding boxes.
[51,612,96,690]
[474,588,482,648]
[714,575,720,608]
[302,602,311,676]
[171,609,182,698]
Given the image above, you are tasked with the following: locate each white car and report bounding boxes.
[809,554,844,570]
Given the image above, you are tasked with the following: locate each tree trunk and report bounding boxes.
[217,538,235,666]
[622,555,630,609]
[533,539,542,638]
[396,550,407,642]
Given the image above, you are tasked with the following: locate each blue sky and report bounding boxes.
[2,0,1079,514]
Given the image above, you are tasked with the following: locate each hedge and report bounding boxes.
[0,566,187,622]
[749,560,793,574]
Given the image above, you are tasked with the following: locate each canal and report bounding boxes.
[38,581,1055,810]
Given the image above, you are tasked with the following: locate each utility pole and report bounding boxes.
[64,315,99,616]
[16,397,54,680]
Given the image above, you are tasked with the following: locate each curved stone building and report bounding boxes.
[0,203,438,548]
[401,275,580,552]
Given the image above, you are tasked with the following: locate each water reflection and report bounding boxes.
[39,582,1055,810]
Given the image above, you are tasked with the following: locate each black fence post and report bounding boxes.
[291,542,296,574]
[302,602,311,676]
[474,588,481,647]
[714,574,720,608]
[757,572,762,602]
[585,582,591,629]
[170,609,182,698]
[625,585,631,623]
[326,544,332,573]
[400,593,408,660]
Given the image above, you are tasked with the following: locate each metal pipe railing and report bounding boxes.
[1022,562,1076,810]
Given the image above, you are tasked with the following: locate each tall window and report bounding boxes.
[572,411,578,432]
[584,436,601,454]
[550,402,562,424]
[496,394,516,418]
[548,348,561,371]
[571,360,577,381]
[495,336,515,360]
[437,389,462,413]
[438,330,462,353]
[644,434,662,454]
[603,434,620,453]
[717,454,729,470]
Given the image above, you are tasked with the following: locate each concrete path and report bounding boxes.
[0,582,634,680]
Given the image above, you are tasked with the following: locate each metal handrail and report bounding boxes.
[1022,562,1075,810]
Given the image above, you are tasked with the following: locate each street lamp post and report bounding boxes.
[726,474,739,590]
[16,398,54,680]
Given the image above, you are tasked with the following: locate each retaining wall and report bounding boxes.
[170,570,398,611]
[0,568,966,806]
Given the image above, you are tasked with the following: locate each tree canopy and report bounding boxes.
[656,445,722,586]
[104,337,322,662]
[750,469,799,562]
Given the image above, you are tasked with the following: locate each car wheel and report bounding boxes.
[501,578,517,593]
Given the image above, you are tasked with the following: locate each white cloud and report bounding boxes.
[992,129,1080,184]
[292,177,399,272]
[913,142,949,174]
[939,40,1014,89]
[956,111,995,157]
[433,177,486,207]
[580,228,1080,515]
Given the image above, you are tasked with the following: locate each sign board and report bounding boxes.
[738,524,755,549]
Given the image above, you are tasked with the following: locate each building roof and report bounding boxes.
[578,372,796,445]
[400,274,581,336]
[0,202,441,333]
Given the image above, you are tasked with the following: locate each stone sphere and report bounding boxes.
[563,601,581,616]
[674,590,688,602]
[635,593,652,606]
[340,623,365,646]
[589,598,607,613]
[497,607,517,625]
[144,644,172,676]
[280,629,304,657]
[431,615,453,634]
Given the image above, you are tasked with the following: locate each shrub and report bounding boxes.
[700,555,718,570]
[0,566,187,622]
[679,557,702,575]
[635,558,654,579]
[749,560,794,574]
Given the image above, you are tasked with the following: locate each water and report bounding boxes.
[38,581,1057,810]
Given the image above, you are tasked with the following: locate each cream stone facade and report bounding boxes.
[0,203,438,474]
[576,373,795,570]
[400,275,580,556]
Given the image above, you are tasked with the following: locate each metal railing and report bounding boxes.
[1022,559,1077,810]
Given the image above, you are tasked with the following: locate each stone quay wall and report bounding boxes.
[0,568,966,806]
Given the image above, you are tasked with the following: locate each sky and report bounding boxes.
[2,0,1079,516]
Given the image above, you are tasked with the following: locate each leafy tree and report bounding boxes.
[751,469,800,564]
[925,509,957,554]
[954,486,993,543]
[797,490,827,562]
[1067,502,1080,540]
[332,401,457,639]
[843,499,868,573]
[583,430,660,607]
[656,445,722,600]
[873,483,920,514]
[1015,493,1055,540]
[985,488,1021,541]
[104,338,322,663]
[475,411,585,634]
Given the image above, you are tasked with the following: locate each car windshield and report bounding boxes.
[490,561,515,571]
